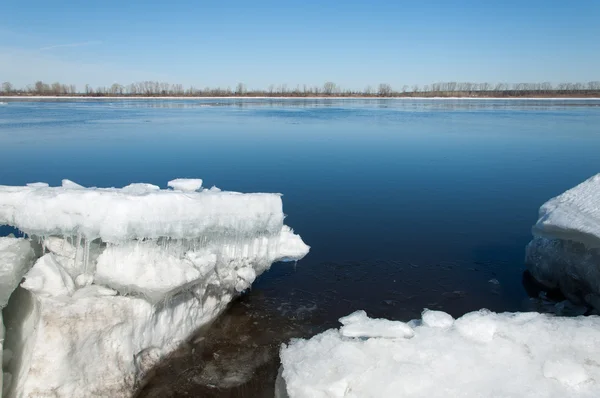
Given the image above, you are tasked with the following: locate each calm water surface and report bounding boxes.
[1,98,600,396]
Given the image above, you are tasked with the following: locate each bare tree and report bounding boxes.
[378,83,392,96]
[323,82,336,95]
[110,83,123,95]
[51,82,62,95]
[236,82,246,96]
[1,82,13,93]
[35,81,45,94]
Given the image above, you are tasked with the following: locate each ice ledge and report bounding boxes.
[0,179,284,243]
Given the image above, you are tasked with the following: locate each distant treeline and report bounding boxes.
[1,80,600,98]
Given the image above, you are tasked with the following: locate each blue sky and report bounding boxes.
[0,0,598,90]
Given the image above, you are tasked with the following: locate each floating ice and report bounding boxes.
[279,309,600,398]
[526,173,600,309]
[167,178,202,192]
[0,178,309,397]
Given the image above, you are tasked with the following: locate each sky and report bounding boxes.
[0,0,599,91]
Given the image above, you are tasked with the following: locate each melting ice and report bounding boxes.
[0,178,309,397]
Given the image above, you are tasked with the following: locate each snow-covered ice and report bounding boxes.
[526,173,600,309]
[278,309,600,398]
[0,178,309,397]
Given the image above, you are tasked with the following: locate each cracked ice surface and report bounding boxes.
[279,310,600,398]
[0,178,309,397]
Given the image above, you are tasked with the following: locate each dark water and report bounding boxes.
[1,98,600,396]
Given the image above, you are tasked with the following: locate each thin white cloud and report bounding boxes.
[39,41,102,51]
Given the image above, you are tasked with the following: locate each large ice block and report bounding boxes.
[0,178,309,397]
[526,174,600,309]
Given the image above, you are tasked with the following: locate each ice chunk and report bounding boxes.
[279,310,600,398]
[338,310,414,339]
[26,182,49,188]
[526,174,600,310]
[21,254,75,297]
[275,225,311,262]
[532,174,600,248]
[0,180,284,243]
[74,273,94,288]
[61,179,85,189]
[95,241,206,303]
[94,229,308,302]
[236,266,256,284]
[121,183,160,194]
[42,236,104,279]
[421,309,454,329]
[0,237,36,307]
[168,178,203,192]
[44,236,77,258]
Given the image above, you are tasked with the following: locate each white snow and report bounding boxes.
[279,309,600,398]
[167,178,203,192]
[0,178,309,397]
[526,173,600,309]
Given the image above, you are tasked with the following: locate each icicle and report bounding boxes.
[74,232,82,273]
[83,237,90,274]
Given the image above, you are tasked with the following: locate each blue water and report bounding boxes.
[1,98,600,395]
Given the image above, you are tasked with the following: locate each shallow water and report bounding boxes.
[1,98,600,396]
